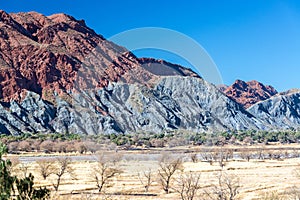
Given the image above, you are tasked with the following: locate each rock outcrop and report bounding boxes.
[224,80,278,108]
[247,89,300,129]
[0,77,267,135]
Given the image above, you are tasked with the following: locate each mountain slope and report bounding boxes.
[223,80,278,108]
[0,10,298,135]
[0,10,197,103]
[247,89,300,129]
[0,76,267,135]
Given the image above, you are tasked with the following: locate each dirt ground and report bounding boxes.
[6,144,300,200]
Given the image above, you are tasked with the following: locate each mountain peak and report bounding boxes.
[279,88,300,96]
[224,79,278,108]
[48,13,75,22]
[0,10,199,103]
[0,10,8,16]
[0,9,16,26]
[48,13,87,26]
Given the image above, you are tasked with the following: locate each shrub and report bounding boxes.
[74,142,87,154]
[40,140,54,153]
[18,140,32,152]
[0,142,15,198]
[8,141,19,153]
[15,173,50,200]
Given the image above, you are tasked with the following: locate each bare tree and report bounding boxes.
[92,153,122,193]
[243,136,254,145]
[190,154,198,163]
[208,147,231,168]
[18,162,30,178]
[158,153,183,194]
[239,149,252,162]
[31,139,41,152]
[292,149,300,158]
[53,141,67,153]
[150,138,165,148]
[224,149,234,162]
[17,140,31,152]
[284,186,300,200]
[40,140,54,153]
[138,168,154,192]
[199,148,213,163]
[65,142,76,153]
[52,157,75,191]
[8,141,19,153]
[259,191,285,200]
[74,142,87,154]
[205,172,240,200]
[211,148,220,163]
[36,159,54,180]
[174,171,201,200]
[272,151,283,160]
[255,146,266,160]
[266,150,275,160]
[215,147,230,168]
[85,141,100,154]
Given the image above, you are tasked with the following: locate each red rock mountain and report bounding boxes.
[0,10,198,102]
[223,79,278,108]
[1,10,299,136]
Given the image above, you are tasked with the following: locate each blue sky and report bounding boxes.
[1,0,300,91]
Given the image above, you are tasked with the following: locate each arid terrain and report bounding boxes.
[1,9,300,200]
[5,144,300,200]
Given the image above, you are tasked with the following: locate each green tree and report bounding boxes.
[0,142,15,199]
[0,142,50,200]
[15,173,49,200]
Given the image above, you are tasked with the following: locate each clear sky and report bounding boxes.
[1,0,300,91]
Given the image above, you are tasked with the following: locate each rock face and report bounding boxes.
[247,89,300,129]
[224,80,278,108]
[216,84,228,93]
[0,10,299,135]
[0,10,200,103]
[0,77,266,135]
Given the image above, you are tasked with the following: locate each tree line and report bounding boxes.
[1,130,300,154]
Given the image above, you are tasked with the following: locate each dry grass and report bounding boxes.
[5,144,300,200]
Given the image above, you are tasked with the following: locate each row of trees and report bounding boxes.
[198,146,300,165]
[2,130,300,152]
[6,139,101,154]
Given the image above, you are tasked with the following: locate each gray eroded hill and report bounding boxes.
[247,89,300,129]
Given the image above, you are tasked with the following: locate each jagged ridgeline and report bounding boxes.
[0,10,299,135]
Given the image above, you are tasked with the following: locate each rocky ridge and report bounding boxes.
[0,10,299,135]
[247,89,300,129]
[0,10,175,102]
[223,79,278,108]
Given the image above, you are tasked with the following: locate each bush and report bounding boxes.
[74,142,87,154]
[8,141,19,153]
[149,138,164,148]
[1,142,50,199]
[15,173,50,200]
[18,140,32,152]
[40,140,54,153]
[0,142,15,198]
